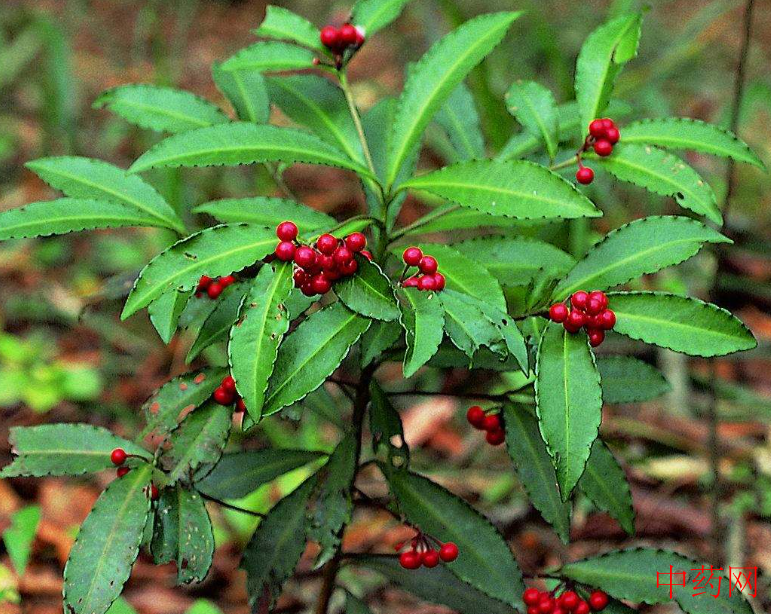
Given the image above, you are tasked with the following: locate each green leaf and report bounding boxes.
[435,84,486,161]
[361,320,402,367]
[129,123,374,179]
[559,548,754,614]
[63,464,152,614]
[0,198,173,240]
[162,401,233,485]
[384,468,524,607]
[308,433,357,567]
[26,156,183,232]
[0,424,147,478]
[253,6,324,52]
[597,356,670,404]
[369,381,409,467]
[151,486,215,585]
[94,85,228,133]
[351,0,412,36]
[122,224,276,319]
[149,290,192,344]
[186,282,248,362]
[241,477,316,610]
[535,323,602,499]
[385,12,521,187]
[454,236,575,287]
[575,13,642,132]
[263,302,371,415]
[196,449,325,499]
[355,555,518,614]
[212,62,270,124]
[229,263,294,421]
[344,592,374,614]
[141,368,227,439]
[400,206,522,235]
[439,289,502,359]
[503,403,571,543]
[3,506,40,576]
[400,160,602,220]
[621,118,765,169]
[592,144,721,224]
[553,216,730,299]
[409,243,506,311]
[335,257,400,321]
[505,80,559,161]
[220,41,317,73]
[607,291,756,357]
[427,343,522,372]
[193,196,336,232]
[265,75,363,163]
[398,288,444,378]
[578,440,635,535]
[472,300,530,374]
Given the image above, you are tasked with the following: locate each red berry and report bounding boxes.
[301,283,317,297]
[354,25,365,45]
[403,247,423,266]
[294,246,317,269]
[418,275,436,291]
[150,484,160,501]
[593,140,613,157]
[549,303,569,322]
[116,466,130,478]
[588,291,608,310]
[319,254,336,271]
[320,25,339,49]
[276,221,298,241]
[317,234,338,255]
[523,589,542,606]
[220,275,236,287]
[538,598,556,614]
[333,245,353,265]
[197,275,213,291]
[432,273,446,291]
[340,258,358,276]
[439,542,458,562]
[588,329,605,347]
[403,277,419,288]
[553,608,567,614]
[560,591,579,611]
[360,249,373,261]
[528,608,540,614]
[601,118,614,131]
[586,297,603,316]
[110,448,127,466]
[466,405,486,429]
[311,274,332,295]
[222,375,236,393]
[482,414,501,432]
[564,319,582,334]
[340,23,358,46]
[421,549,440,568]
[418,255,438,275]
[486,428,506,446]
[326,267,342,281]
[207,282,224,299]
[294,269,308,287]
[588,119,606,138]
[605,127,620,144]
[275,241,296,262]
[576,166,594,185]
[571,291,589,311]
[345,232,367,252]
[567,309,586,328]
[599,309,616,330]
[399,550,421,570]
[213,386,235,405]
[236,398,246,413]
[574,601,590,614]
[588,591,609,612]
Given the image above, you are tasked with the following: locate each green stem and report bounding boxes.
[548,156,578,172]
[338,71,377,179]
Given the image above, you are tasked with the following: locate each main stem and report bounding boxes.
[338,71,378,180]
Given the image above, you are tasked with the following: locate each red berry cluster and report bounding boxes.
[274,221,369,297]
[212,375,246,413]
[575,118,621,185]
[548,290,616,347]
[466,406,505,446]
[401,247,445,292]
[320,23,365,55]
[396,532,459,570]
[523,588,609,614]
[111,447,159,499]
[196,274,236,299]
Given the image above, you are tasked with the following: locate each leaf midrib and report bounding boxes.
[614,307,746,343]
[2,208,158,232]
[110,98,222,128]
[511,86,556,159]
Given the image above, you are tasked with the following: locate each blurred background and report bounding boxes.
[0,1,770,613]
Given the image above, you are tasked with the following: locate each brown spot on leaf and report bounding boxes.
[179,382,188,391]
[194,373,206,384]
[149,401,161,415]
